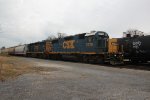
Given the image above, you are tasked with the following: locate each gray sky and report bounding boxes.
[0,0,150,48]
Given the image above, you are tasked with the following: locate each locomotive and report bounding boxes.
[1,30,150,65]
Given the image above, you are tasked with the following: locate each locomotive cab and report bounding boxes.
[85,31,109,53]
[96,31,109,52]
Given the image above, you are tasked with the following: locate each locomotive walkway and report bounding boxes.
[0,56,150,100]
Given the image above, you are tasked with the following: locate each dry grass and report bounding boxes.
[0,55,49,81]
[0,53,11,57]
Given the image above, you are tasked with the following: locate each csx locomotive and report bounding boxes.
[1,31,150,65]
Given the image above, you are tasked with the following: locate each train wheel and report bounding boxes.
[83,56,89,63]
[131,59,139,64]
[110,61,117,65]
[141,59,148,63]
[97,58,104,64]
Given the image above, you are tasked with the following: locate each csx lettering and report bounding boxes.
[63,40,75,49]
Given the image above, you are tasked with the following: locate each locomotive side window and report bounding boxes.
[78,33,86,39]
[86,36,94,47]
[87,36,93,43]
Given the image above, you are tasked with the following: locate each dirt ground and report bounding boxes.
[0,56,55,81]
[0,56,150,100]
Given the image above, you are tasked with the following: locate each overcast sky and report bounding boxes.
[0,0,150,48]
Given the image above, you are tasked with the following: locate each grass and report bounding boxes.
[0,55,35,81]
[0,53,11,57]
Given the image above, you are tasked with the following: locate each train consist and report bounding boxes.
[1,31,150,65]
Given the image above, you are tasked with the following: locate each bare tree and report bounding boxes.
[57,33,67,39]
[1,46,5,50]
[46,34,57,41]
[123,29,144,37]
[16,43,22,46]
[46,32,67,41]
[127,29,144,35]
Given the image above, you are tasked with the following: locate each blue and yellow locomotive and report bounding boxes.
[22,31,123,64]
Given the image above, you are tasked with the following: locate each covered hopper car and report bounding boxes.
[14,44,28,56]
[8,47,15,55]
[1,48,9,54]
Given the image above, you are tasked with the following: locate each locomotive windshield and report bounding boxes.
[96,31,109,38]
[98,32,105,36]
[96,32,108,48]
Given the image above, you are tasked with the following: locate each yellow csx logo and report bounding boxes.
[63,40,75,49]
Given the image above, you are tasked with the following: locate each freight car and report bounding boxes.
[118,35,150,63]
[1,48,9,54]
[14,44,28,56]
[8,47,15,55]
